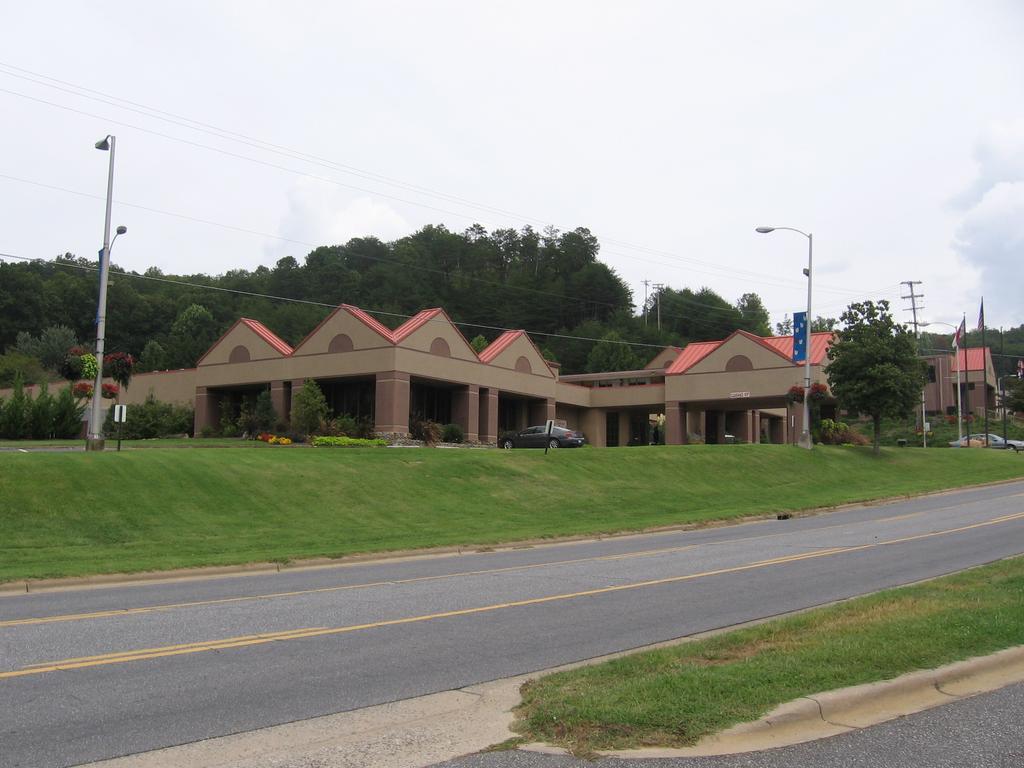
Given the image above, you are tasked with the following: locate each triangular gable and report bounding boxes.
[391,308,479,362]
[644,346,682,370]
[479,330,554,378]
[684,330,794,375]
[196,318,293,366]
[291,304,395,356]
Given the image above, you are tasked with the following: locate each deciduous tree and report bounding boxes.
[825,301,927,454]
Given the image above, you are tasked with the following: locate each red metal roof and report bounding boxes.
[478,330,522,363]
[392,308,443,343]
[240,318,293,356]
[951,348,990,372]
[761,332,834,365]
[665,331,834,375]
[341,304,395,342]
[664,341,722,374]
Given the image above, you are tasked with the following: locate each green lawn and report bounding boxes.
[2,444,1023,582]
[514,555,1024,754]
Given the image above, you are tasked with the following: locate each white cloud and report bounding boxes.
[267,180,410,261]
[951,120,1024,322]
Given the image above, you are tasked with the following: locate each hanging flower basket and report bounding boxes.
[101,383,119,400]
[103,352,135,388]
[72,382,93,400]
[786,385,805,404]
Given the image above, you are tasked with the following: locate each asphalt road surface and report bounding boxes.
[431,681,1024,768]
[2,481,1023,768]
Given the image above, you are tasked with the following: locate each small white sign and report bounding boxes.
[729,391,751,399]
[923,422,931,432]
[545,419,555,434]
[113,404,127,423]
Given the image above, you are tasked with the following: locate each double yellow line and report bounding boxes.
[3,509,1022,682]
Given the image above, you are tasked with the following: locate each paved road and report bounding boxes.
[2,481,1023,768]
[431,681,1024,768]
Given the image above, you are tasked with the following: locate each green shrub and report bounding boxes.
[102,394,194,439]
[441,423,464,443]
[254,390,277,433]
[411,419,442,445]
[29,383,54,439]
[51,385,86,438]
[199,425,219,438]
[0,373,30,439]
[292,379,329,436]
[312,435,387,447]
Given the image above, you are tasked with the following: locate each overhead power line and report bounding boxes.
[0,64,888,298]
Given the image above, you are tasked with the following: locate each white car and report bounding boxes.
[948,433,1023,452]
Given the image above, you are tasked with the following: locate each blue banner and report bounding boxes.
[792,311,807,362]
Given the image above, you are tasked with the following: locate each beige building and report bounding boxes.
[19,303,834,446]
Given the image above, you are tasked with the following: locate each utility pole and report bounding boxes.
[653,283,664,331]
[641,279,651,326]
[901,280,927,447]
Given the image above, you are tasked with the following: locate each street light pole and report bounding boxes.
[86,135,122,451]
[756,226,813,450]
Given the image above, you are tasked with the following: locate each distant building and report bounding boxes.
[921,348,996,417]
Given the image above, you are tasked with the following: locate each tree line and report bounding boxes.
[4,222,1020,382]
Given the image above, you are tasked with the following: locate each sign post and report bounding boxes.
[544,419,555,455]
[113,404,127,452]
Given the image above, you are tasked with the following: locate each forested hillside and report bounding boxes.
[0,222,834,382]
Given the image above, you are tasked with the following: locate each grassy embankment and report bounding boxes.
[2,444,1023,582]
[513,555,1024,754]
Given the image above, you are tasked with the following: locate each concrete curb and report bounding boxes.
[532,645,1024,759]
[5,477,1022,596]
[80,644,1024,767]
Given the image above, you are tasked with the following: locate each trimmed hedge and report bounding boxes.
[311,435,387,448]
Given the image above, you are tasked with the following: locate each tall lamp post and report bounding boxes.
[86,135,127,451]
[756,226,813,450]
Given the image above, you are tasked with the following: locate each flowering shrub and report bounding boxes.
[101,383,119,399]
[258,433,293,445]
[72,382,93,399]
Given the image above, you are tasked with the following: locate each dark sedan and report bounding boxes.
[500,425,586,449]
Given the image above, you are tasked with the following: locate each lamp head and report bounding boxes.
[115,225,127,235]
[95,137,111,151]
[755,226,775,234]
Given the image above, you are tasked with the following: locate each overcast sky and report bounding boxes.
[2,1,1022,335]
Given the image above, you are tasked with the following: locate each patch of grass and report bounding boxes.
[853,415,1024,448]
[1,444,1022,582]
[514,556,1024,753]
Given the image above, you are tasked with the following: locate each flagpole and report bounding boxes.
[959,314,966,444]
[955,348,963,445]
[980,299,989,446]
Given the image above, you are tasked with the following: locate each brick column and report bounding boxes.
[665,402,683,445]
[478,388,499,444]
[375,371,411,436]
[194,386,217,435]
[529,397,555,425]
[751,410,761,444]
[270,380,289,427]
[452,385,480,442]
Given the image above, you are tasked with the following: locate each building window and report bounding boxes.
[328,334,354,353]
[927,365,936,383]
[725,355,754,372]
[429,337,451,357]
[515,356,532,374]
[228,345,250,363]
